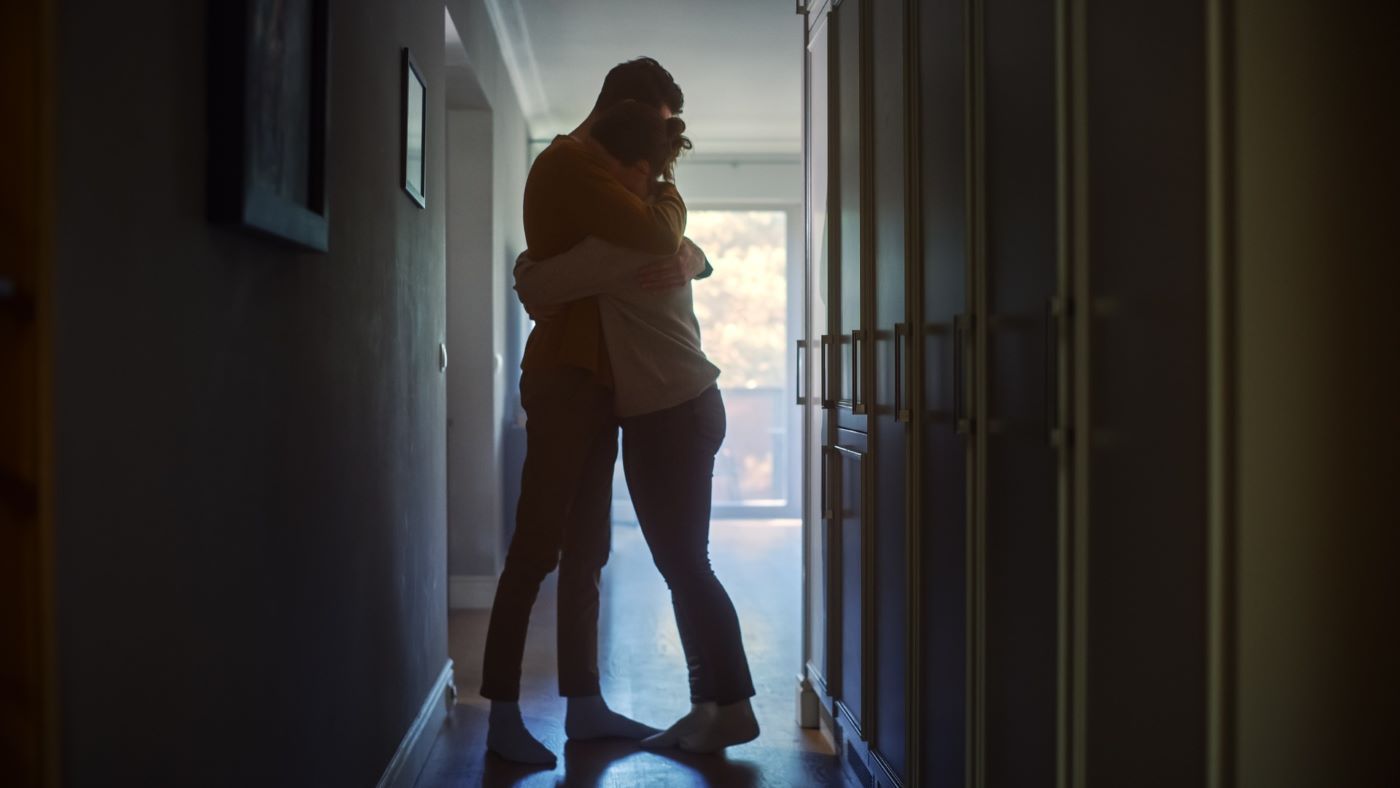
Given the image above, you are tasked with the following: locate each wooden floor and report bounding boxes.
[415,520,846,787]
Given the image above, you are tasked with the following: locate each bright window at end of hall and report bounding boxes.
[688,210,789,507]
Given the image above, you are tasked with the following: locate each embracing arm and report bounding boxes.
[560,153,689,255]
[515,237,709,306]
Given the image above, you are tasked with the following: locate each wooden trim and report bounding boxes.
[872,745,907,788]
[825,446,842,700]
[376,660,455,788]
[826,0,840,421]
[1206,0,1238,784]
[1053,1,1072,785]
[902,0,923,784]
[858,0,876,426]
[855,0,877,745]
[860,443,875,743]
[965,0,988,784]
[836,699,866,743]
[800,13,815,727]
[797,672,822,729]
[833,442,872,741]
[807,658,832,703]
[1061,0,1091,783]
[448,574,497,609]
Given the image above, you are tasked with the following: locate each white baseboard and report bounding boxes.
[377,660,455,788]
[449,573,497,609]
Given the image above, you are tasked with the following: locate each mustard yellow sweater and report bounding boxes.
[520,135,687,383]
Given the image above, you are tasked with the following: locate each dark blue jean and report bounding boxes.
[622,386,756,705]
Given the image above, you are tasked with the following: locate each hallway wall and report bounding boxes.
[443,0,531,606]
[445,108,501,587]
[50,1,449,784]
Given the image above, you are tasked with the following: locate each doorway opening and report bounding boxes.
[610,206,803,524]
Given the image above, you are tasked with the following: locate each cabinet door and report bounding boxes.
[832,435,869,741]
[868,0,910,782]
[977,0,1060,784]
[831,0,869,434]
[1073,2,1209,785]
[915,0,970,784]
[803,6,833,700]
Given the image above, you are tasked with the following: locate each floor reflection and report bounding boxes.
[417,521,843,787]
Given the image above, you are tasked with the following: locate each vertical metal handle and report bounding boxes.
[894,322,911,423]
[821,446,835,520]
[851,330,867,415]
[820,334,833,409]
[954,314,970,435]
[796,340,807,405]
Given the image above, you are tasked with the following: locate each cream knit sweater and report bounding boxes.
[513,237,719,417]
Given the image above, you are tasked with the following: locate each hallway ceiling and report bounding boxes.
[471,0,804,155]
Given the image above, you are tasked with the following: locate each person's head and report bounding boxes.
[590,100,693,198]
[592,57,684,118]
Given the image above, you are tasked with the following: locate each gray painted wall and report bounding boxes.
[52,1,449,784]
[446,107,501,580]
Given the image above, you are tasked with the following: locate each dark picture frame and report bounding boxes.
[208,0,331,252]
[401,48,427,208]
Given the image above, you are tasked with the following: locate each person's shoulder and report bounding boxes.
[533,134,609,177]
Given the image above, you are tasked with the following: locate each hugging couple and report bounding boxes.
[478,57,758,767]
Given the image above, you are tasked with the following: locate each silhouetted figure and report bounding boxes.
[478,58,693,766]
[514,100,759,754]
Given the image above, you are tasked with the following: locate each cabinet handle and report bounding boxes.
[894,322,911,423]
[796,340,806,406]
[954,314,971,435]
[820,334,833,409]
[821,446,835,520]
[851,330,867,415]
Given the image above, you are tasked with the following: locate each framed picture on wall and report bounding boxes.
[401,48,427,208]
[207,0,331,252]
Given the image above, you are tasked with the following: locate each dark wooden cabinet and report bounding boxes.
[976,0,1061,784]
[1073,2,1210,785]
[831,433,870,742]
[868,0,911,782]
[914,0,971,784]
[800,2,1375,786]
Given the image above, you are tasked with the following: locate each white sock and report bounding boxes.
[485,701,556,766]
[565,695,661,741]
[639,702,718,750]
[678,699,760,753]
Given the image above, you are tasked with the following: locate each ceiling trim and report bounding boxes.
[483,0,550,122]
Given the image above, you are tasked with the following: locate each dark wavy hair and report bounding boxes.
[590,100,692,183]
[592,57,684,116]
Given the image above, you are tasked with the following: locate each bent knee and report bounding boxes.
[502,548,561,581]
